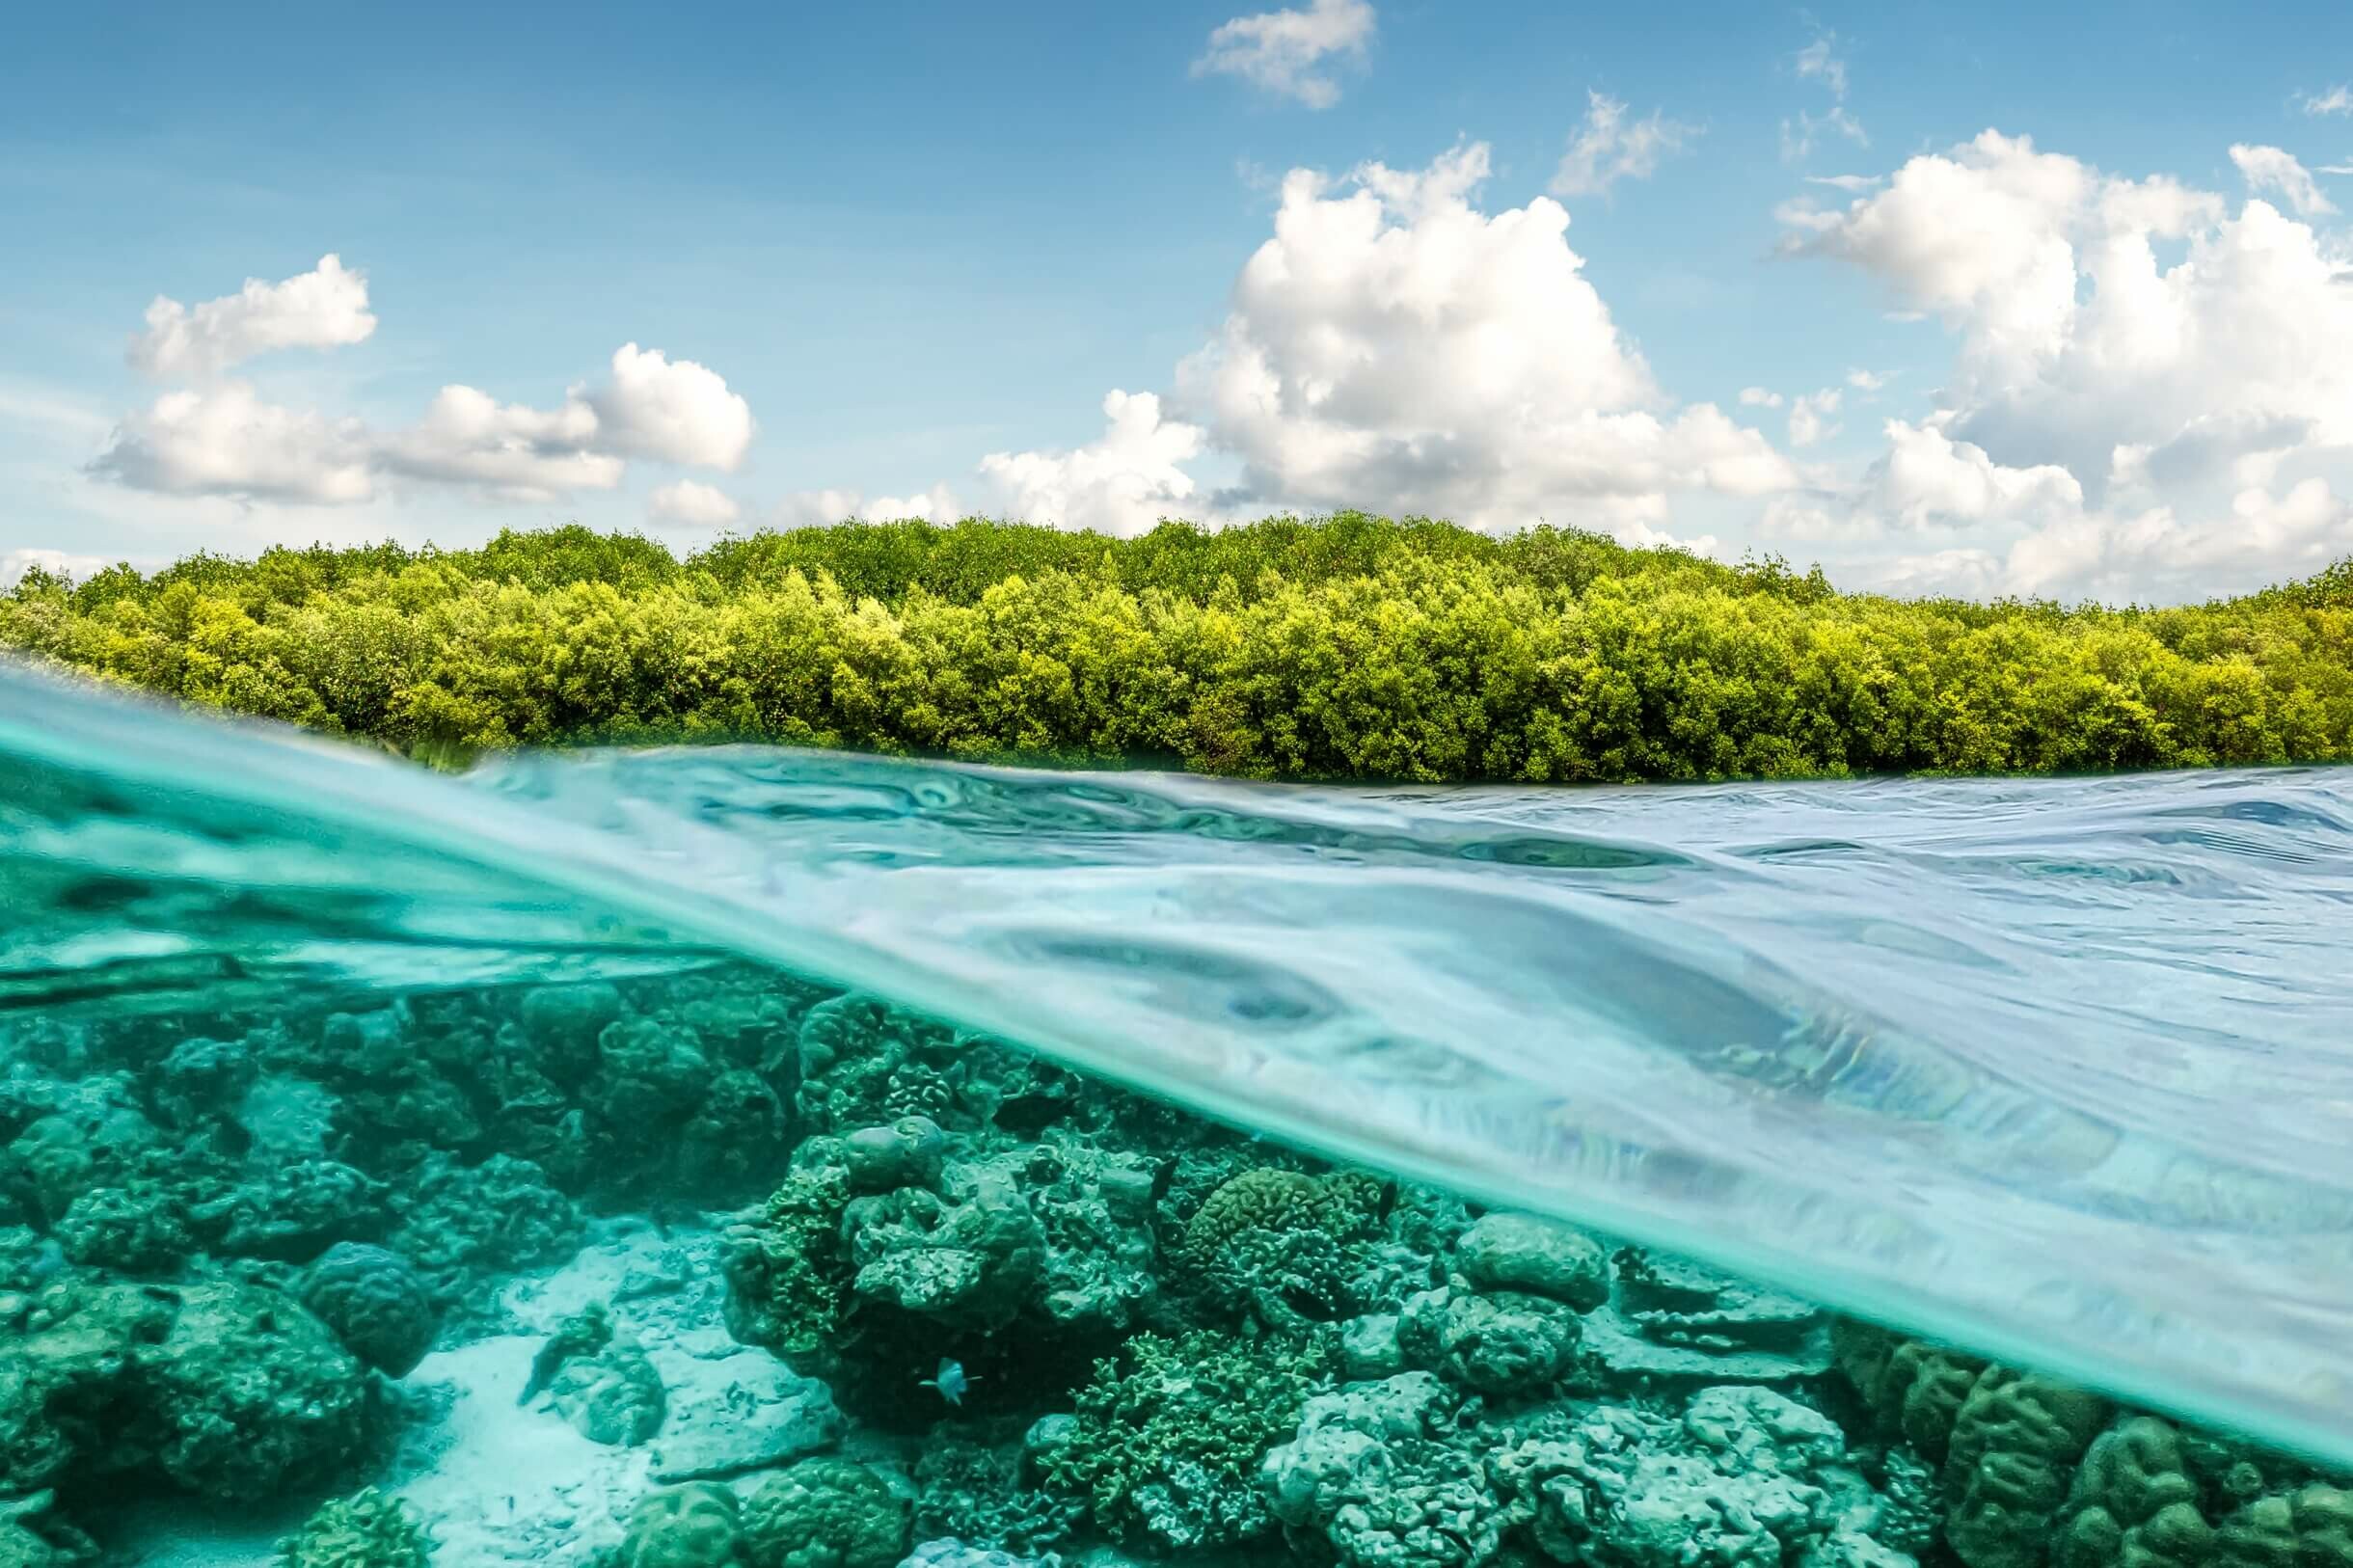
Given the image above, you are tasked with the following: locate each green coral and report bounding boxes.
[720,1144,854,1361]
[1045,1327,1339,1553]
[1832,1318,1993,1461]
[617,1482,743,1568]
[301,1242,439,1377]
[1398,1284,1583,1396]
[911,1438,1084,1557]
[1940,1368,2112,1568]
[1181,1165,1388,1329]
[1182,1167,1383,1265]
[2214,1483,2353,1568]
[2058,1417,2215,1568]
[795,995,963,1133]
[739,1458,910,1568]
[1,1277,375,1504]
[277,1488,432,1567]
[1262,1370,1504,1568]
[49,1183,191,1273]
[843,1167,1045,1333]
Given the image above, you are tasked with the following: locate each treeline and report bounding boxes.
[4,515,2349,782]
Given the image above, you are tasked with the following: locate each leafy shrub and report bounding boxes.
[7,514,2349,783]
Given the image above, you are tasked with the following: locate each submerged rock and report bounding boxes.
[647,1347,844,1482]
[0,1276,376,1503]
[1455,1212,1611,1311]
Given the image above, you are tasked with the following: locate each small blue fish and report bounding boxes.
[918,1358,973,1406]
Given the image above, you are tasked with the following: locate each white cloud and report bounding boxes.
[1739,388,1786,409]
[1866,419,2084,527]
[979,391,1205,537]
[1859,479,2353,603]
[1780,110,1868,166]
[2229,144,2338,217]
[89,382,374,503]
[95,257,754,507]
[1172,142,1797,531]
[377,385,620,500]
[587,344,756,470]
[1789,130,2353,500]
[647,479,742,528]
[1806,174,1881,193]
[1192,0,1373,110]
[2304,85,2353,116]
[772,485,960,529]
[1794,30,1851,100]
[1789,389,1842,447]
[128,255,376,381]
[3,548,121,590]
[1846,367,1888,392]
[1780,27,1864,163]
[1772,128,2353,597]
[1549,91,1699,199]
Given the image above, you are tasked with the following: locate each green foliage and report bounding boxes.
[8,515,2351,782]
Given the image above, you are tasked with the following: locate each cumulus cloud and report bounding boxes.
[1788,131,2353,496]
[2229,144,2338,217]
[1171,141,1796,531]
[1865,419,2084,527]
[2304,85,2353,117]
[95,260,755,507]
[129,255,376,381]
[89,382,374,503]
[1779,128,2353,598]
[1846,368,1887,392]
[1739,388,1786,409]
[1549,91,1699,199]
[587,344,756,470]
[647,479,742,528]
[1192,0,1373,109]
[377,386,618,500]
[979,391,1205,537]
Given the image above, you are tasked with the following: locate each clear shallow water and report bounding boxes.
[4,661,2352,1563]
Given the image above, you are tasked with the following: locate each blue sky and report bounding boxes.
[7,1,2353,602]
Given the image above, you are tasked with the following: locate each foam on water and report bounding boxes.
[4,661,2351,1467]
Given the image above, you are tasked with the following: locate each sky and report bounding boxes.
[6,1,2353,604]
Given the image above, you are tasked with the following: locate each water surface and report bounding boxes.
[5,661,2350,1473]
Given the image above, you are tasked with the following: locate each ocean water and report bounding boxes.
[2,659,2350,1568]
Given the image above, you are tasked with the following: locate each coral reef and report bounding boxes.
[0,962,2339,1568]
[278,1487,434,1567]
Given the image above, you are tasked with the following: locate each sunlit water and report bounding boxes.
[3,661,2350,1566]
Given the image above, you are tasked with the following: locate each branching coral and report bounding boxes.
[1044,1328,1339,1554]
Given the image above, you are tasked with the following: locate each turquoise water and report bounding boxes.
[3,659,2351,1565]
